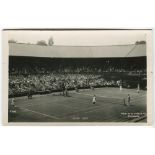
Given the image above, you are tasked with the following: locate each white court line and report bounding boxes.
[74,92,123,99]
[15,95,77,110]
[19,107,60,120]
[80,97,146,114]
[72,91,146,100]
[16,92,146,119]
[20,99,75,109]
[66,98,123,115]
[65,96,124,116]
[69,92,146,114]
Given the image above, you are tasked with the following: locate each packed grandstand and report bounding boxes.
[9,43,147,97]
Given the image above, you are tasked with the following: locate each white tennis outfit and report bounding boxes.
[92,96,96,103]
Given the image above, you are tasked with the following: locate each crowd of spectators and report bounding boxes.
[9,73,119,97]
[9,57,146,97]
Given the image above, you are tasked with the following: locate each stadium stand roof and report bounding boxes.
[9,43,146,58]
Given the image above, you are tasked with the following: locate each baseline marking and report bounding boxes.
[73,91,146,100]
[74,92,123,99]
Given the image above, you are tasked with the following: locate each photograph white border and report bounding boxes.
[2,29,153,126]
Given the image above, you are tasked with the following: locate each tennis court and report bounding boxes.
[8,87,147,123]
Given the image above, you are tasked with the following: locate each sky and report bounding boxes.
[7,30,147,46]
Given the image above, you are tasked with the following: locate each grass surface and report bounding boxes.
[8,87,146,123]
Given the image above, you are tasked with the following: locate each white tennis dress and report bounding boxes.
[92,96,96,103]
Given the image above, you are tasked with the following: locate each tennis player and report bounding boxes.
[92,95,96,104]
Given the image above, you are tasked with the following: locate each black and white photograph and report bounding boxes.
[2,29,153,125]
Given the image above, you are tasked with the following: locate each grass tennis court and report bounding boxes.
[8,87,146,123]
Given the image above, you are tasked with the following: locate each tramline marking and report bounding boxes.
[19,107,60,120]
[74,92,123,99]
